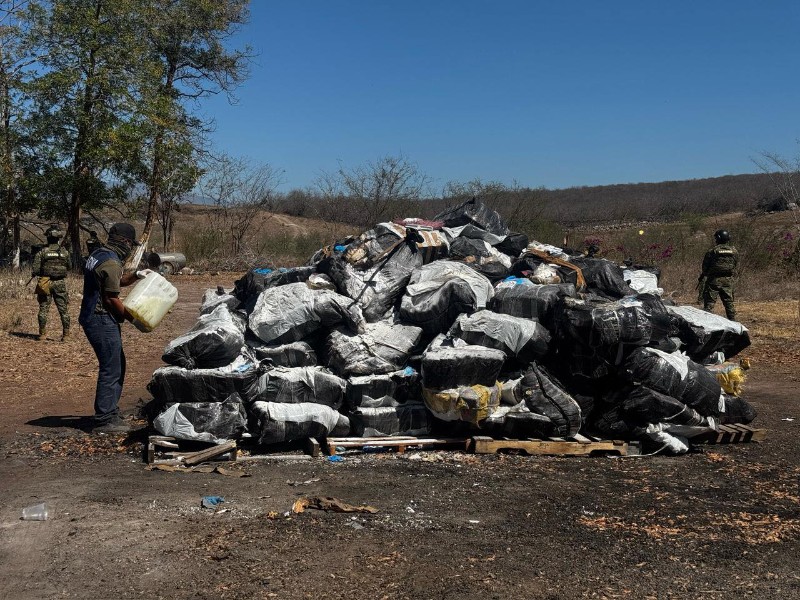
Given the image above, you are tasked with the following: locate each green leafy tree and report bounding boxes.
[0,0,40,267]
[25,0,146,262]
[125,0,251,267]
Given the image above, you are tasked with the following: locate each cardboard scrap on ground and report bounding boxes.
[292,496,378,514]
[146,464,250,477]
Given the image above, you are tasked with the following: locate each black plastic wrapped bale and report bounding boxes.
[617,385,708,427]
[254,366,346,409]
[200,288,240,315]
[518,364,582,437]
[249,282,365,345]
[317,244,423,322]
[567,257,635,299]
[345,368,420,410]
[422,383,502,425]
[623,347,723,417]
[400,261,494,335]
[234,266,315,313]
[433,197,509,236]
[448,310,550,360]
[482,401,553,439]
[250,401,351,445]
[421,345,506,389]
[491,278,576,330]
[720,394,757,424]
[666,305,751,362]
[350,402,432,437]
[449,237,492,260]
[590,406,631,438]
[246,340,318,367]
[152,394,248,443]
[148,355,263,405]
[162,305,245,369]
[326,321,422,376]
[495,233,529,259]
[559,296,653,351]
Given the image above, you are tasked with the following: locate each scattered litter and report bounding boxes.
[468,519,480,524]
[292,496,378,514]
[201,496,225,509]
[327,455,345,463]
[21,503,48,521]
[287,478,321,486]
[782,418,795,422]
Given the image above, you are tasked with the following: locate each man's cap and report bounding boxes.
[109,223,141,246]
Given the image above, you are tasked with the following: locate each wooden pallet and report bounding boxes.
[324,436,470,456]
[470,434,640,457]
[691,424,767,445]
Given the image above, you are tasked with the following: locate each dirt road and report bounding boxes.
[1,276,799,599]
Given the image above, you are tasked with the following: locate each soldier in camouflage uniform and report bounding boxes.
[31,225,72,341]
[698,229,738,321]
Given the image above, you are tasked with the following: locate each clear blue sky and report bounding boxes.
[202,1,800,193]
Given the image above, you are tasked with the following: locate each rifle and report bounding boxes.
[696,275,706,305]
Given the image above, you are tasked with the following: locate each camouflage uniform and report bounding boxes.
[32,243,72,339]
[700,243,738,321]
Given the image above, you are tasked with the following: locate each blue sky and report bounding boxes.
[201,1,800,193]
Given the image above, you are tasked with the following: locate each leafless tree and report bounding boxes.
[315,154,432,227]
[199,154,283,256]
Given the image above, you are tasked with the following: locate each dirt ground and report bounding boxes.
[1,276,799,600]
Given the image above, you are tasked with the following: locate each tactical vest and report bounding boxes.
[40,244,70,279]
[79,248,121,326]
[707,244,737,277]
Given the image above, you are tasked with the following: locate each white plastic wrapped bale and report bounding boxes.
[251,401,350,445]
[318,245,424,322]
[345,368,420,409]
[623,269,662,295]
[249,282,365,344]
[448,310,550,360]
[400,261,494,335]
[421,344,506,389]
[254,366,346,409]
[153,394,248,444]
[246,339,318,367]
[666,305,751,361]
[327,321,422,377]
[624,347,724,417]
[200,287,240,315]
[518,365,582,437]
[162,304,245,369]
[148,354,263,405]
[491,278,576,328]
[422,382,502,425]
[350,401,431,437]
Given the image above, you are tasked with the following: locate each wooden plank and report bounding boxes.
[325,437,469,455]
[690,424,767,445]
[571,433,593,443]
[304,437,321,457]
[471,436,635,457]
[183,441,237,466]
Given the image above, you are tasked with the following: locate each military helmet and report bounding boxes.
[45,225,64,240]
[713,229,730,244]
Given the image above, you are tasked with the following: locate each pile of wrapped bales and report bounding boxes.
[145,198,755,454]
